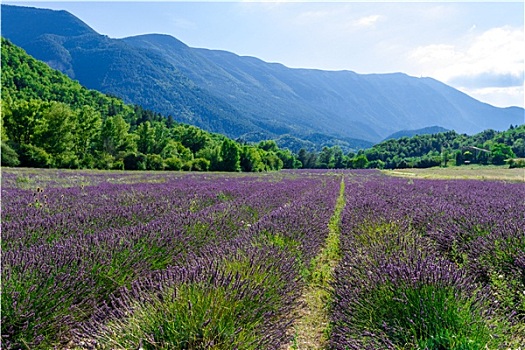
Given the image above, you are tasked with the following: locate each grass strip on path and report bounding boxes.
[284,176,346,350]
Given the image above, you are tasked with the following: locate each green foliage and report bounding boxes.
[173,125,210,154]
[94,253,288,349]
[366,127,524,169]
[97,115,136,157]
[219,139,241,172]
[190,158,210,172]
[351,154,369,169]
[161,140,193,162]
[508,158,525,168]
[123,152,147,170]
[258,139,279,153]
[262,151,283,171]
[1,141,20,166]
[240,146,265,172]
[317,146,335,168]
[164,156,183,171]
[276,149,300,169]
[98,283,260,349]
[490,143,515,165]
[351,283,494,349]
[19,143,52,167]
[146,154,165,170]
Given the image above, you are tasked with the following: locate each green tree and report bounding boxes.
[190,158,210,171]
[367,159,385,169]
[219,139,241,172]
[262,151,283,171]
[19,144,52,167]
[136,121,156,154]
[258,140,279,153]
[490,143,515,165]
[240,146,265,172]
[455,150,464,166]
[160,140,193,162]
[165,156,183,170]
[316,146,334,168]
[196,145,221,171]
[98,115,136,158]
[146,153,165,170]
[297,148,308,169]
[2,99,43,146]
[73,105,102,167]
[173,125,210,154]
[276,149,299,169]
[32,102,78,167]
[352,154,369,169]
[332,146,345,169]
[123,152,147,170]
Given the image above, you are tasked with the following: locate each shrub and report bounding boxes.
[508,158,525,168]
[191,158,210,172]
[165,156,183,170]
[1,141,20,166]
[123,152,147,170]
[146,153,164,170]
[19,144,52,167]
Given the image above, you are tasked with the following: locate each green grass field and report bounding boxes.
[383,165,524,182]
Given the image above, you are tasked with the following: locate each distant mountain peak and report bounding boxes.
[1,4,97,44]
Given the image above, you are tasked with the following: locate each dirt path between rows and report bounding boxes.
[282,177,345,350]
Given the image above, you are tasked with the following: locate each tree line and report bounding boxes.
[294,125,524,169]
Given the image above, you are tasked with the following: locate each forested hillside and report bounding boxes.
[1,38,300,171]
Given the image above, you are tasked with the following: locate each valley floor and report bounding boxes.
[384,165,524,182]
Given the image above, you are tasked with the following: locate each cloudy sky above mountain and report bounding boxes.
[6,1,525,108]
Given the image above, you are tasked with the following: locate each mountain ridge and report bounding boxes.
[2,4,523,150]
[383,126,450,141]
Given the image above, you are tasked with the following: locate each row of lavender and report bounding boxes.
[2,169,341,349]
[330,171,524,349]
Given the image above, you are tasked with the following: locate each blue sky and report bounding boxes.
[4,1,525,108]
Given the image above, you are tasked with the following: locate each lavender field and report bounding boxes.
[1,168,524,349]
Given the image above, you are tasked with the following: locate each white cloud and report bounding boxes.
[460,86,525,108]
[409,25,524,107]
[354,14,383,28]
[410,26,524,84]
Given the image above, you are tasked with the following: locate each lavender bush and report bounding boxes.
[1,169,339,349]
[330,172,524,349]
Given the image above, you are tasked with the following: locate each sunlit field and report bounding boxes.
[2,168,523,349]
[384,165,525,182]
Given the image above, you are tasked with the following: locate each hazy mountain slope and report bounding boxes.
[2,4,523,147]
[123,33,524,139]
[383,126,450,141]
[122,34,380,141]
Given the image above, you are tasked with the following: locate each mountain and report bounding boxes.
[383,126,450,141]
[2,4,523,149]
